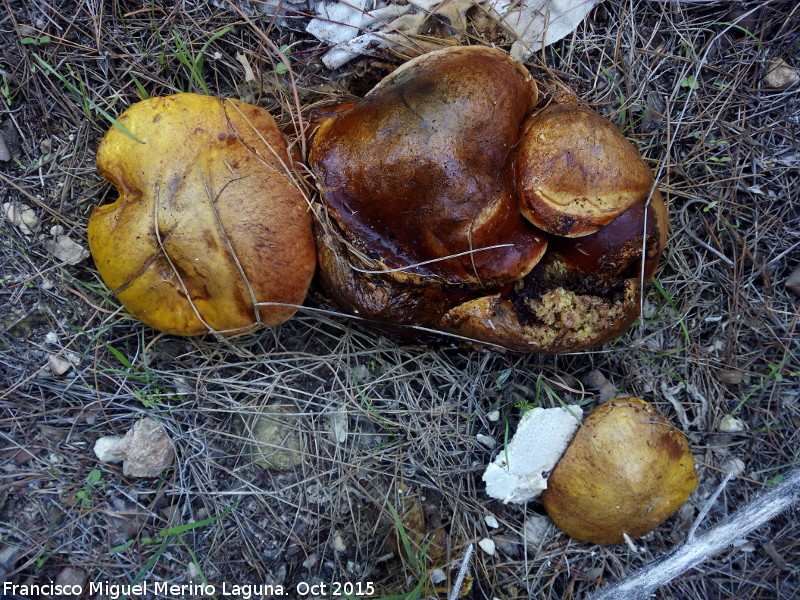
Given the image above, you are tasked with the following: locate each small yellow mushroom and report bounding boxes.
[541,397,698,544]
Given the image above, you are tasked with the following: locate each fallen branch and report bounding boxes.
[587,468,800,600]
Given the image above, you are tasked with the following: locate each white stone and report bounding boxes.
[48,355,72,376]
[487,410,500,422]
[478,538,496,556]
[93,435,125,463]
[719,414,746,432]
[476,433,496,448]
[483,405,583,503]
[484,514,500,529]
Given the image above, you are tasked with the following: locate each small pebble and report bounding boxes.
[484,514,500,529]
[120,417,175,477]
[332,532,346,552]
[476,433,496,448]
[94,435,125,463]
[55,567,86,596]
[720,456,746,476]
[478,538,496,556]
[763,58,799,88]
[719,414,746,432]
[48,355,72,376]
[429,568,446,585]
[717,369,744,385]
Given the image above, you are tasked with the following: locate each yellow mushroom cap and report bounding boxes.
[88,93,315,336]
[541,397,697,544]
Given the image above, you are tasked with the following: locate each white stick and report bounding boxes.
[449,543,474,600]
[588,469,800,600]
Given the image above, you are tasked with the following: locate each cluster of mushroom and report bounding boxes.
[310,46,667,352]
[89,46,666,352]
[87,47,696,544]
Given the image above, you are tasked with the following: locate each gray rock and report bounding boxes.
[120,417,175,477]
[100,418,175,478]
[55,566,86,595]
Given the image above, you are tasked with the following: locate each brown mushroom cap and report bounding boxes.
[515,105,656,237]
[540,397,698,544]
[309,45,547,286]
[89,93,316,335]
[314,217,467,328]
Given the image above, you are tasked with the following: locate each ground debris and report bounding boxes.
[47,354,72,376]
[763,58,799,89]
[240,404,304,470]
[307,0,602,67]
[0,131,10,162]
[786,264,800,296]
[55,566,87,596]
[93,418,175,477]
[2,201,39,238]
[42,225,90,265]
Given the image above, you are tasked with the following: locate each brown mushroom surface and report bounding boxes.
[309,46,667,352]
[310,46,547,286]
[549,190,668,283]
[89,93,315,335]
[540,397,698,544]
[515,104,656,237]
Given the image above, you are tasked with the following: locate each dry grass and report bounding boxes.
[1,0,798,599]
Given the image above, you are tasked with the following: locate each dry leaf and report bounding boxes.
[43,226,90,265]
[307,0,605,68]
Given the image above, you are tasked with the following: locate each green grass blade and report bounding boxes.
[157,497,240,538]
[386,499,420,574]
[33,54,144,143]
[121,534,174,599]
[651,278,691,354]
